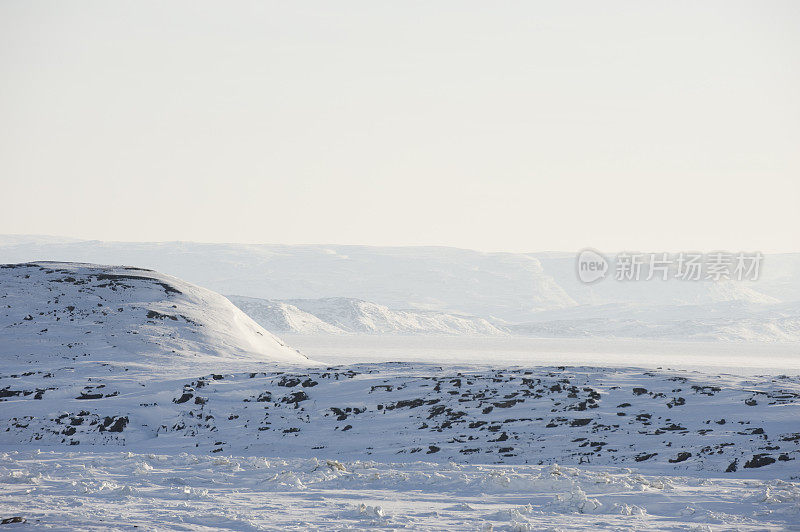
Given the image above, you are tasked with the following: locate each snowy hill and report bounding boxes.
[286,297,507,335]
[232,296,507,336]
[226,295,508,336]
[226,295,346,335]
[0,262,310,377]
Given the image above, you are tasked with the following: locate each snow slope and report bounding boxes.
[231,296,507,336]
[0,262,310,377]
[225,295,346,335]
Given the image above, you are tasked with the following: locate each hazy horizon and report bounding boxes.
[4,232,800,256]
[2,1,799,253]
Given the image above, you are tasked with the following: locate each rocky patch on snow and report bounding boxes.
[2,362,798,477]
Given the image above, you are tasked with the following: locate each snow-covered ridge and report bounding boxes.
[0,262,310,374]
[227,295,507,336]
[284,297,507,335]
[224,296,348,335]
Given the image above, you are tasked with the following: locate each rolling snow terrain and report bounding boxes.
[3,359,800,529]
[2,259,800,529]
[4,360,799,474]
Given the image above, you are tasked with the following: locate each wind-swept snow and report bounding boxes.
[2,450,800,530]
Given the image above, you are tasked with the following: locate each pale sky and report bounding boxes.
[1,1,798,252]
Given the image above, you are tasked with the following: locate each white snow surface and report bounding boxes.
[2,450,800,530]
[281,334,800,375]
[3,354,800,529]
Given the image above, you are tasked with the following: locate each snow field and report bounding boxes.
[2,450,799,530]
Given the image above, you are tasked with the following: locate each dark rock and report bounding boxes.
[174,393,193,404]
[744,454,776,468]
[669,452,692,463]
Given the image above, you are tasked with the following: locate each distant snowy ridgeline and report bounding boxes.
[226,295,507,336]
[228,294,800,341]
[2,363,799,476]
[2,239,800,341]
[218,266,800,342]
